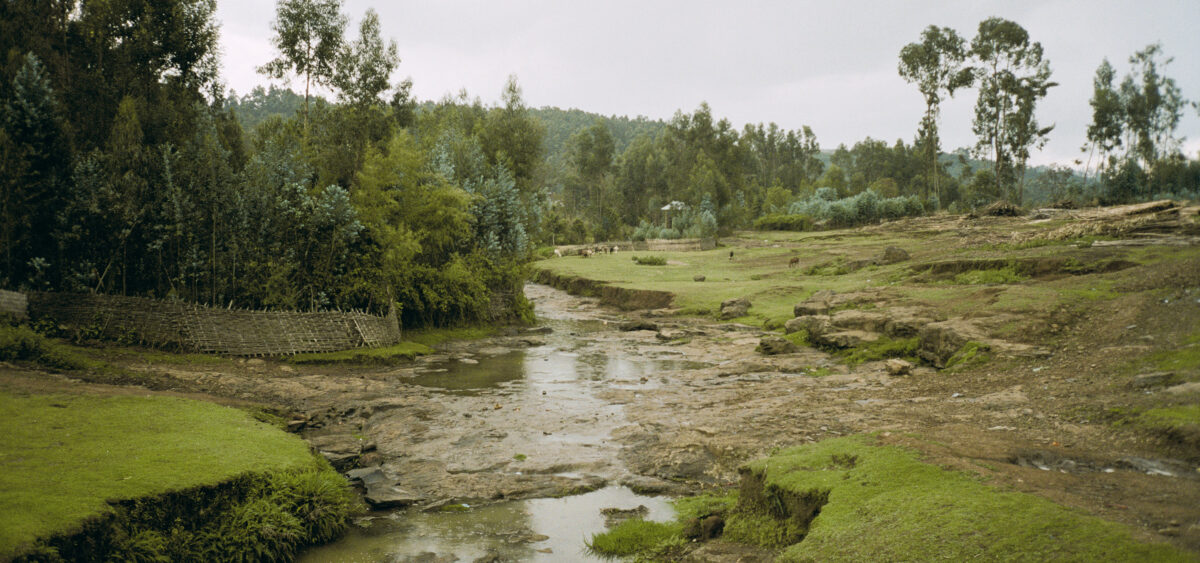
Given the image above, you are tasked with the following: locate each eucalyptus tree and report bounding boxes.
[970,17,1056,204]
[566,119,615,217]
[333,8,400,107]
[1119,44,1187,170]
[258,0,348,125]
[898,25,973,205]
[1084,59,1124,181]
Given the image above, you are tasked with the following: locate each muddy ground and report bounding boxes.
[3,206,1199,560]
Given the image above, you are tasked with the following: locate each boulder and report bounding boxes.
[878,246,910,265]
[883,315,932,338]
[794,290,836,317]
[785,315,829,335]
[347,467,425,509]
[307,434,364,470]
[683,515,726,540]
[620,320,658,331]
[829,310,889,333]
[620,475,686,495]
[917,320,988,367]
[1131,372,1176,389]
[793,302,831,317]
[885,358,914,376]
[756,336,799,355]
[814,330,879,349]
[656,329,687,341]
[720,297,752,320]
[1164,381,1200,396]
[601,505,650,528]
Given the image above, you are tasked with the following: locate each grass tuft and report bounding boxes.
[289,342,434,365]
[951,267,1027,285]
[840,336,919,366]
[632,255,667,266]
[586,519,682,557]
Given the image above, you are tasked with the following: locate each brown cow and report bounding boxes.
[788,257,800,268]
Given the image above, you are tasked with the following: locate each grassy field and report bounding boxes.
[533,225,1131,329]
[0,392,323,558]
[588,436,1192,561]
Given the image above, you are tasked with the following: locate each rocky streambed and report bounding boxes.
[137,281,1200,559]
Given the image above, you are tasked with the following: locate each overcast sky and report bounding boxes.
[216,0,1200,167]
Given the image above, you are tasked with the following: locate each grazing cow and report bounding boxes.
[729,250,734,261]
[789,257,800,268]
[612,246,619,253]
[581,249,591,258]
[554,248,562,258]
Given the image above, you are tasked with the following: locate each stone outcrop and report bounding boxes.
[878,246,911,264]
[784,303,1043,367]
[720,298,752,320]
[346,467,425,509]
[756,336,799,355]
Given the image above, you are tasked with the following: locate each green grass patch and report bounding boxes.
[946,341,992,370]
[783,330,811,348]
[672,490,738,521]
[1145,332,1200,373]
[586,519,683,557]
[289,341,434,365]
[1135,405,1200,448]
[587,490,736,559]
[951,266,1027,285]
[727,435,1190,562]
[0,392,351,559]
[98,346,226,366]
[839,336,919,366]
[404,326,501,348]
[0,325,163,386]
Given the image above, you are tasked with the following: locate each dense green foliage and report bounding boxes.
[0,392,354,560]
[0,0,536,329]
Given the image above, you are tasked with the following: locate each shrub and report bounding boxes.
[632,255,667,266]
[753,214,813,231]
[0,325,47,361]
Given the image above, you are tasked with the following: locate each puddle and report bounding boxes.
[298,486,675,562]
[407,351,527,395]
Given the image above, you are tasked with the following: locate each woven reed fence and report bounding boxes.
[22,292,400,356]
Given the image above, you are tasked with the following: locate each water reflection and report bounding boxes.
[297,486,674,562]
[407,351,527,394]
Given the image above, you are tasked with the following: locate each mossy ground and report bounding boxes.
[757,436,1191,562]
[587,491,735,559]
[588,435,1191,561]
[0,392,340,559]
[289,341,434,365]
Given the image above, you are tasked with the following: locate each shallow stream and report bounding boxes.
[298,284,705,561]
